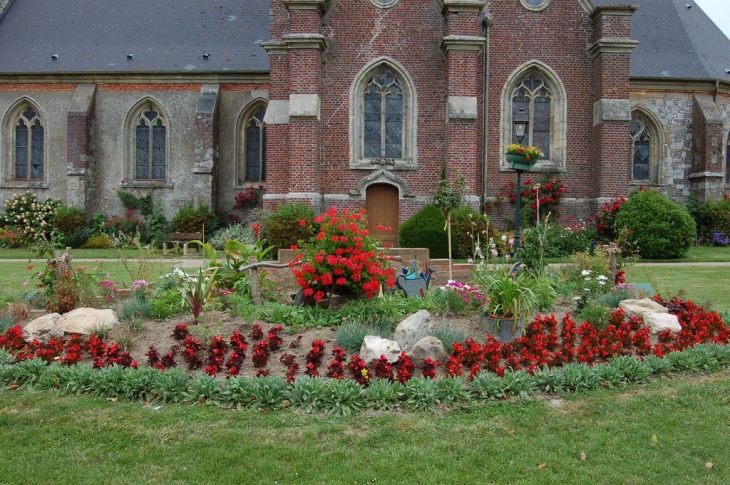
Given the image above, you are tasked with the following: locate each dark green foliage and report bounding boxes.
[171,202,218,234]
[449,206,501,259]
[694,198,730,245]
[614,189,696,259]
[264,202,316,250]
[398,205,448,258]
[52,205,87,237]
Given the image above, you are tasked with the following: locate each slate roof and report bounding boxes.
[594,0,730,81]
[0,0,269,75]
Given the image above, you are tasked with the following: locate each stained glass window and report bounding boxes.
[134,107,166,180]
[511,72,552,154]
[14,107,43,180]
[363,69,403,160]
[245,106,266,181]
[631,115,652,181]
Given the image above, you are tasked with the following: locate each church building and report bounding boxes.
[0,0,728,239]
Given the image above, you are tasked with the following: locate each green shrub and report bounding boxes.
[264,202,315,251]
[52,205,87,237]
[398,205,448,258]
[171,202,219,234]
[694,198,730,245]
[449,206,501,259]
[207,223,256,249]
[428,323,464,353]
[81,234,111,249]
[614,189,696,259]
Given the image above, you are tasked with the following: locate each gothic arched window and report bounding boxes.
[243,104,266,182]
[133,104,167,181]
[511,72,552,153]
[630,113,655,183]
[14,106,44,180]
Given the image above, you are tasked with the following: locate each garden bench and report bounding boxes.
[396,262,436,298]
[162,232,203,257]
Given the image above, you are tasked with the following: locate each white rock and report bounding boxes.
[394,310,432,351]
[408,336,447,366]
[619,298,668,319]
[23,313,63,342]
[57,308,119,335]
[359,336,402,363]
[643,312,682,334]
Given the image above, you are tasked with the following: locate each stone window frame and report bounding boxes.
[629,108,664,186]
[520,0,552,12]
[237,99,268,185]
[349,57,418,171]
[1,98,48,188]
[500,61,566,172]
[124,98,171,187]
[369,0,400,10]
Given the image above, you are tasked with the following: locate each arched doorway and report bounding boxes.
[366,183,399,247]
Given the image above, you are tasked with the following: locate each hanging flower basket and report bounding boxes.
[505,153,537,171]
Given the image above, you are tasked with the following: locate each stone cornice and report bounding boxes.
[282,0,329,13]
[282,34,327,51]
[442,0,486,15]
[441,35,486,53]
[262,41,288,56]
[591,4,639,21]
[587,38,638,58]
[631,77,730,95]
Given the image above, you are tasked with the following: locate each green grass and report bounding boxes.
[640,245,730,263]
[0,261,182,304]
[0,372,728,484]
[0,247,159,260]
[625,265,730,313]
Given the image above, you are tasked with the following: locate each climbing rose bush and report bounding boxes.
[290,207,396,302]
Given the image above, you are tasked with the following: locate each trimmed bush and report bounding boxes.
[171,202,218,234]
[398,205,448,258]
[694,198,730,245]
[614,189,696,259]
[264,202,315,251]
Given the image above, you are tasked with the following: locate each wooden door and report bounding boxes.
[366,183,399,247]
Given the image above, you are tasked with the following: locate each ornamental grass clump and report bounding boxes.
[290,207,396,303]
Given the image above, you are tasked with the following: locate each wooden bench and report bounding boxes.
[162,232,203,257]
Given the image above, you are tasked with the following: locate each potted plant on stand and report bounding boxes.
[473,264,540,343]
[505,143,543,171]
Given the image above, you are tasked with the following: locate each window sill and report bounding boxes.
[1,180,49,189]
[123,181,173,189]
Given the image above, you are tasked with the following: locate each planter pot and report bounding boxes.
[505,153,537,171]
[482,313,525,343]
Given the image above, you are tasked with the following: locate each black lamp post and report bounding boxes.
[512,108,530,255]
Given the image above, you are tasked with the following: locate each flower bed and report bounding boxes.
[1,297,727,411]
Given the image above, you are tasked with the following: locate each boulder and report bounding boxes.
[619,298,667,319]
[23,313,63,343]
[644,312,682,334]
[57,308,119,335]
[408,336,447,366]
[394,310,432,351]
[359,336,402,363]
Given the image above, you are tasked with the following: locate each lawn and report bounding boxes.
[0,371,728,484]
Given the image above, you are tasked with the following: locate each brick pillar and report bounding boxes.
[193,84,219,210]
[66,84,96,210]
[589,5,638,201]
[268,0,328,210]
[689,94,725,203]
[441,0,486,208]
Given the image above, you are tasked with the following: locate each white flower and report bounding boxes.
[597,275,609,281]
[581,269,591,276]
